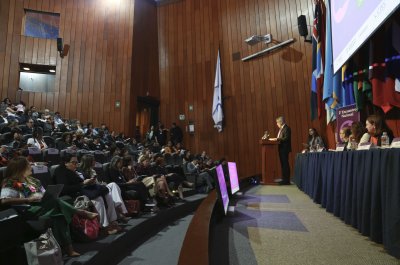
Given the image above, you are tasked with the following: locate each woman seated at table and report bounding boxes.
[306,128,324,151]
[27,127,48,150]
[0,156,98,257]
[339,127,351,146]
[347,121,368,149]
[58,132,78,151]
[54,154,120,235]
[164,141,179,154]
[364,115,395,146]
[78,155,130,223]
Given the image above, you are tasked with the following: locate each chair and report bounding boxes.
[50,165,58,179]
[116,142,125,149]
[18,125,26,130]
[94,127,101,132]
[91,150,105,164]
[82,126,88,131]
[61,118,70,124]
[29,148,44,162]
[43,148,61,168]
[76,149,90,162]
[94,162,108,183]
[31,165,53,189]
[49,112,56,117]
[60,149,76,158]
[43,136,55,148]
[190,154,195,161]
[54,138,62,149]
[172,153,183,167]
[0,167,7,183]
[102,163,112,183]
[163,153,176,168]
[0,132,12,143]
[0,123,7,133]
[182,162,206,188]
[70,119,79,126]
[52,132,63,139]
[154,153,163,160]
[104,151,110,162]
[21,134,32,143]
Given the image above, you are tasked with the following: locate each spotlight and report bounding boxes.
[23,67,30,70]
[245,34,272,46]
[49,70,55,73]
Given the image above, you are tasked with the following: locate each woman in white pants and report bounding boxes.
[78,155,130,223]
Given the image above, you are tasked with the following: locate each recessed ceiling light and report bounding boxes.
[23,67,30,70]
[49,70,55,72]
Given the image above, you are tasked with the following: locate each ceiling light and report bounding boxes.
[49,70,55,73]
[23,67,30,70]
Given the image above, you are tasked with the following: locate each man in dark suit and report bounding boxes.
[270,117,292,185]
[170,122,183,146]
[21,119,34,135]
[187,157,215,193]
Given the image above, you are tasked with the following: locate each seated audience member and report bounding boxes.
[1,120,18,134]
[170,122,183,146]
[164,141,179,154]
[0,109,8,124]
[89,135,106,152]
[21,109,33,125]
[146,126,155,141]
[107,130,117,143]
[15,101,26,115]
[73,135,91,151]
[339,127,351,146]
[6,104,21,123]
[364,115,395,146]
[187,156,214,193]
[108,145,120,162]
[138,148,154,163]
[27,128,48,150]
[175,143,183,153]
[119,148,129,158]
[154,157,192,200]
[200,151,207,161]
[3,97,11,105]
[21,118,34,135]
[136,155,173,207]
[98,130,109,147]
[85,122,98,134]
[128,139,140,155]
[58,132,78,151]
[141,139,149,149]
[0,146,9,166]
[1,156,98,257]
[182,150,192,163]
[204,158,216,171]
[44,116,59,136]
[78,155,130,223]
[151,142,162,154]
[73,120,83,131]
[121,155,158,201]
[7,128,23,148]
[54,112,63,125]
[117,132,129,143]
[306,128,324,151]
[135,126,141,143]
[85,129,94,139]
[58,120,71,132]
[30,106,39,118]
[37,112,47,124]
[347,121,368,149]
[101,124,110,135]
[44,109,50,118]
[54,154,120,235]
[155,124,168,147]
[75,129,84,137]
[108,156,155,207]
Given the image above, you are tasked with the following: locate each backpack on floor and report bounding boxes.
[196,185,208,193]
[70,214,99,243]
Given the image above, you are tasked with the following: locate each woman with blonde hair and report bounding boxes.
[77,155,130,223]
[1,157,98,257]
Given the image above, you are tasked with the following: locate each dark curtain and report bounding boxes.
[137,96,160,127]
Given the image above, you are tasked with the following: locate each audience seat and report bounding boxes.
[0,123,6,133]
[94,127,101,132]
[29,148,44,163]
[70,119,79,126]
[21,134,32,143]
[49,112,56,117]
[91,150,105,164]
[60,149,76,158]
[103,163,139,199]
[163,153,178,169]
[52,132,63,139]
[76,149,90,162]
[182,162,206,188]
[189,154,195,161]
[94,162,108,183]
[0,132,12,144]
[50,165,58,179]
[104,151,110,162]
[0,167,6,182]
[61,118,70,124]
[116,142,125,149]
[43,136,55,148]
[172,153,183,167]
[154,153,163,160]
[54,138,61,149]
[31,165,53,189]
[42,148,61,168]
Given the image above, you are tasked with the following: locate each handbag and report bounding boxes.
[80,183,109,200]
[124,200,141,217]
[24,228,64,265]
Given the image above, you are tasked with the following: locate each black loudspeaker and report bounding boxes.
[297,15,308,37]
[57,37,63,52]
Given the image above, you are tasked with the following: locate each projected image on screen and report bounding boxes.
[331,0,400,73]
[228,162,239,194]
[216,165,229,215]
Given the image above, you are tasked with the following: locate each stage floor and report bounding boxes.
[209,184,399,265]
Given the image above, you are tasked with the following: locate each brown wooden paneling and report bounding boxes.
[0,0,159,137]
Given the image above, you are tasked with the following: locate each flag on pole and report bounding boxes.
[310,5,319,121]
[212,50,224,132]
[342,60,356,107]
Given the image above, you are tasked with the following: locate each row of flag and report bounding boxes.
[311,0,400,123]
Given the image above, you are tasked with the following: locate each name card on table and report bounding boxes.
[32,165,48,174]
[390,138,400,148]
[357,142,376,150]
[47,148,59,155]
[80,150,89,154]
[336,144,346,151]
[65,149,76,154]
[94,151,103,155]
[28,147,41,154]
[94,162,103,168]
[317,147,326,152]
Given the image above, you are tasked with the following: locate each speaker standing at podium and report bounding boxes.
[269,117,292,185]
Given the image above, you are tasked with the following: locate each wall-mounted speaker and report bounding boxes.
[297,15,308,37]
[57,38,63,52]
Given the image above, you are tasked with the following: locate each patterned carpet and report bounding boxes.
[209,185,400,265]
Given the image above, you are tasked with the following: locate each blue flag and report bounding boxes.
[310,7,318,121]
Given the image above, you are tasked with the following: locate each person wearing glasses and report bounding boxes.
[72,121,83,131]
[54,112,63,126]
[305,128,324,151]
[21,118,34,135]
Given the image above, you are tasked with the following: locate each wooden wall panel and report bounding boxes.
[157,0,367,180]
[0,0,159,137]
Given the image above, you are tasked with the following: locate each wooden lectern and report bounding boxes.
[259,140,280,185]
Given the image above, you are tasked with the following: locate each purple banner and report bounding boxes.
[336,104,360,142]
[216,165,229,214]
[228,162,239,194]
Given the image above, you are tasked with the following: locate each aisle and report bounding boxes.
[209,185,399,265]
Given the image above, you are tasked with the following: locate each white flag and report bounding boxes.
[212,50,224,132]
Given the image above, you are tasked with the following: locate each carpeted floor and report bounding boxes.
[209,184,400,265]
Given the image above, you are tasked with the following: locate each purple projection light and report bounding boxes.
[216,165,229,214]
[228,162,239,194]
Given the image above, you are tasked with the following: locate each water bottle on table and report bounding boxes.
[381,132,389,149]
[351,139,357,151]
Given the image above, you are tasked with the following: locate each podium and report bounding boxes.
[259,139,280,185]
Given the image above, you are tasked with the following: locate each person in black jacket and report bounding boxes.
[89,135,106,151]
[1,120,18,134]
[155,124,168,146]
[58,132,78,151]
[20,109,33,125]
[108,145,120,162]
[107,130,117,144]
[269,117,292,185]
[21,118,34,135]
[0,109,8,124]
[73,135,91,151]
[54,154,120,234]
[108,156,155,208]
[170,123,183,146]
[6,128,24,148]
